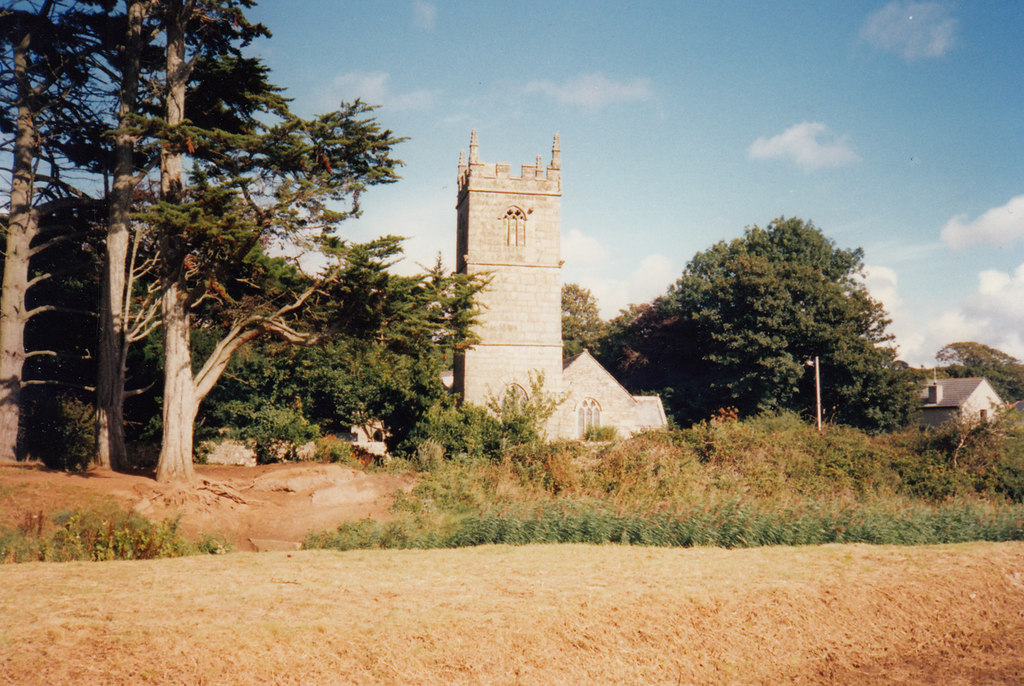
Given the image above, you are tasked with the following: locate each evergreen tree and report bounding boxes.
[143,0,404,482]
[0,0,114,462]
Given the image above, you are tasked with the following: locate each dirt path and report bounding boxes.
[0,462,416,551]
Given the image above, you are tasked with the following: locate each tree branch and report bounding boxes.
[190,283,320,408]
[22,379,96,393]
[25,305,97,320]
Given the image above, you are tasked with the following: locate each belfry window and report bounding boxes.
[504,207,526,247]
[578,398,600,438]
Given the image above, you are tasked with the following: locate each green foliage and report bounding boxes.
[891,413,1024,501]
[195,246,485,456]
[936,341,1024,401]
[314,412,1024,553]
[598,218,917,431]
[399,401,502,461]
[413,438,446,471]
[562,283,606,358]
[306,498,1024,551]
[583,425,618,442]
[23,395,96,472]
[315,435,353,464]
[0,505,232,563]
[487,371,563,447]
[244,405,320,464]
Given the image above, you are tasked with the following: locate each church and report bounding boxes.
[452,132,667,439]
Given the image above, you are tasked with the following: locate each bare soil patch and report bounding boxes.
[1,543,1022,684]
[0,463,415,551]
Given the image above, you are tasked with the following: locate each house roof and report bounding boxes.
[920,377,996,408]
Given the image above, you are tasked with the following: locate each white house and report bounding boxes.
[920,377,1003,428]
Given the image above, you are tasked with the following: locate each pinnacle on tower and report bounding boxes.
[550,133,561,170]
[469,129,479,164]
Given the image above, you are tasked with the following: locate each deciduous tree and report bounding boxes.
[561,283,605,358]
[600,217,916,430]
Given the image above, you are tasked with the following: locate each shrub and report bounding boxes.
[244,405,320,464]
[583,425,617,441]
[401,402,502,460]
[414,438,445,471]
[24,395,95,471]
[315,435,353,464]
[0,505,232,563]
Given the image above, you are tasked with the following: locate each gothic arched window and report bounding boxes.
[578,398,601,438]
[503,207,527,247]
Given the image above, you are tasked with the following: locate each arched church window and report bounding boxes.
[501,383,528,418]
[503,207,527,247]
[578,398,601,438]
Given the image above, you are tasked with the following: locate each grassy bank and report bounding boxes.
[310,412,1024,550]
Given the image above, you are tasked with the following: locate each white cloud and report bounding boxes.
[862,265,902,312]
[861,1,957,60]
[561,229,677,317]
[328,71,438,112]
[625,254,676,307]
[567,256,678,320]
[924,263,1024,363]
[859,261,1024,365]
[748,122,859,171]
[860,264,927,362]
[563,228,610,264]
[940,195,1024,249]
[523,73,653,110]
[412,1,436,32]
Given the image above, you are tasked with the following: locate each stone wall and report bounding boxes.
[555,352,667,439]
[454,132,563,407]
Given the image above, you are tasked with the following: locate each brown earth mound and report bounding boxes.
[0,462,415,551]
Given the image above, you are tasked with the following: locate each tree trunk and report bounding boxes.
[0,28,38,464]
[97,0,146,471]
[155,0,195,483]
[155,279,195,483]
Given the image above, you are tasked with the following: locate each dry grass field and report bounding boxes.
[2,542,1023,684]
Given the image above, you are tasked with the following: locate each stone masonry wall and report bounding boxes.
[454,132,563,407]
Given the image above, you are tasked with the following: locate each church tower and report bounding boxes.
[453,131,564,409]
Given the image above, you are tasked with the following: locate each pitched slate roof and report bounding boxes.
[920,377,990,408]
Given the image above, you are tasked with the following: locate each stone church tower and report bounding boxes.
[452,131,564,408]
[452,131,667,439]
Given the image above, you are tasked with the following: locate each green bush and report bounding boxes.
[0,505,233,563]
[414,438,445,471]
[315,435,353,463]
[401,402,502,460]
[244,405,320,464]
[583,425,617,441]
[24,395,95,471]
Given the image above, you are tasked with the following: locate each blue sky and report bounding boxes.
[248,1,1023,367]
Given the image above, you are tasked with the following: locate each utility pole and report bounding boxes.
[814,356,822,432]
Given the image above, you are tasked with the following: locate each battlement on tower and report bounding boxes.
[457,130,561,202]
